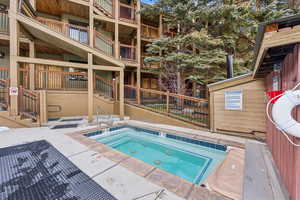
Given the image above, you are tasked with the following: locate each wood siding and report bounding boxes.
[266,44,300,200]
[211,79,266,139]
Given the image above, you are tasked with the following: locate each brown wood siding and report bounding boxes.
[266,44,300,200]
[211,80,266,139]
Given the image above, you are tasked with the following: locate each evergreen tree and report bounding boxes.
[142,0,298,93]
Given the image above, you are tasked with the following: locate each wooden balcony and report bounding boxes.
[120,44,137,62]
[119,3,136,24]
[94,0,114,18]
[141,56,159,69]
[94,30,114,56]
[0,11,9,34]
[36,17,89,45]
[141,24,159,39]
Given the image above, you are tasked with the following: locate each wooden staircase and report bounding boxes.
[94,0,114,18]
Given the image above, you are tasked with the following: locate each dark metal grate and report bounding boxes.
[60,118,83,122]
[48,118,61,122]
[51,124,78,129]
[0,140,118,200]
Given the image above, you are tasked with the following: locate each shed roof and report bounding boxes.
[253,14,300,78]
[208,73,253,92]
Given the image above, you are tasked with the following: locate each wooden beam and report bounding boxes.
[89,0,94,48]
[17,56,89,68]
[88,53,93,122]
[29,40,35,90]
[136,0,141,89]
[119,69,124,119]
[17,56,123,72]
[93,65,123,71]
[9,0,20,116]
[94,13,115,24]
[114,0,119,59]
[68,0,89,7]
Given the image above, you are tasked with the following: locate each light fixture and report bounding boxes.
[0,52,5,58]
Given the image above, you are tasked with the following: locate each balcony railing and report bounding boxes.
[0,79,9,110]
[124,85,209,127]
[36,69,88,90]
[18,87,40,121]
[0,65,29,89]
[141,56,160,69]
[120,44,136,61]
[94,74,115,98]
[141,24,159,39]
[0,11,8,34]
[94,30,114,56]
[36,17,89,44]
[0,67,9,80]
[119,3,136,23]
[94,0,114,17]
[35,67,115,99]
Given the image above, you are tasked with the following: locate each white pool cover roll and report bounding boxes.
[0,126,10,132]
[272,90,300,138]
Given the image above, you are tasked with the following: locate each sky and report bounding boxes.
[141,0,157,4]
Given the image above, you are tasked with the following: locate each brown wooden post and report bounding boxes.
[137,87,141,105]
[88,53,94,123]
[119,70,124,119]
[114,0,119,59]
[136,0,141,91]
[159,14,163,37]
[93,72,96,90]
[9,0,20,116]
[112,78,116,100]
[89,0,94,47]
[166,90,170,113]
[29,42,35,90]
[39,90,48,125]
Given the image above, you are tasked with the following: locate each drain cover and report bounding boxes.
[51,124,78,129]
[0,140,118,200]
[48,118,60,122]
[60,118,83,122]
[154,160,161,165]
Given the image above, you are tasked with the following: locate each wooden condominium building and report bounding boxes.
[0,0,210,129]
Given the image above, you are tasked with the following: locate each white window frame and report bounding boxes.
[224,90,243,110]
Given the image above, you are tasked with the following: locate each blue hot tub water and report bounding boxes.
[88,127,227,184]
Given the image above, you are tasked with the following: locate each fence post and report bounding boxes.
[112,79,116,100]
[137,87,141,105]
[166,90,170,113]
[39,90,47,125]
[18,86,23,115]
[93,73,96,90]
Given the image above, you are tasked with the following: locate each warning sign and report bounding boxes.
[9,87,18,96]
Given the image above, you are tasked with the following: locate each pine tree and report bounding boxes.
[142,0,298,93]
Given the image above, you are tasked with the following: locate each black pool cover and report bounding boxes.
[0,140,117,200]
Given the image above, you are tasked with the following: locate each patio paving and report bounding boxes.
[0,140,117,200]
[0,120,253,200]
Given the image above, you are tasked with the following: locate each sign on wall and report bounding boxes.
[9,87,18,96]
[225,90,243,110]
[272,75,280,91]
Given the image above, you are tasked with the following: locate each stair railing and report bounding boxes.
[94,30,114,56]
[18,87,40,122]
[94,0,114,17]
[94,74,114,99]
[0,79,9,111]
[36,17,89,45]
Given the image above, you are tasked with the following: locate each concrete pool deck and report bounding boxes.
[0,120,247,200]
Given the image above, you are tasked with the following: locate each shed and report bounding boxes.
[208,73,266,139]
